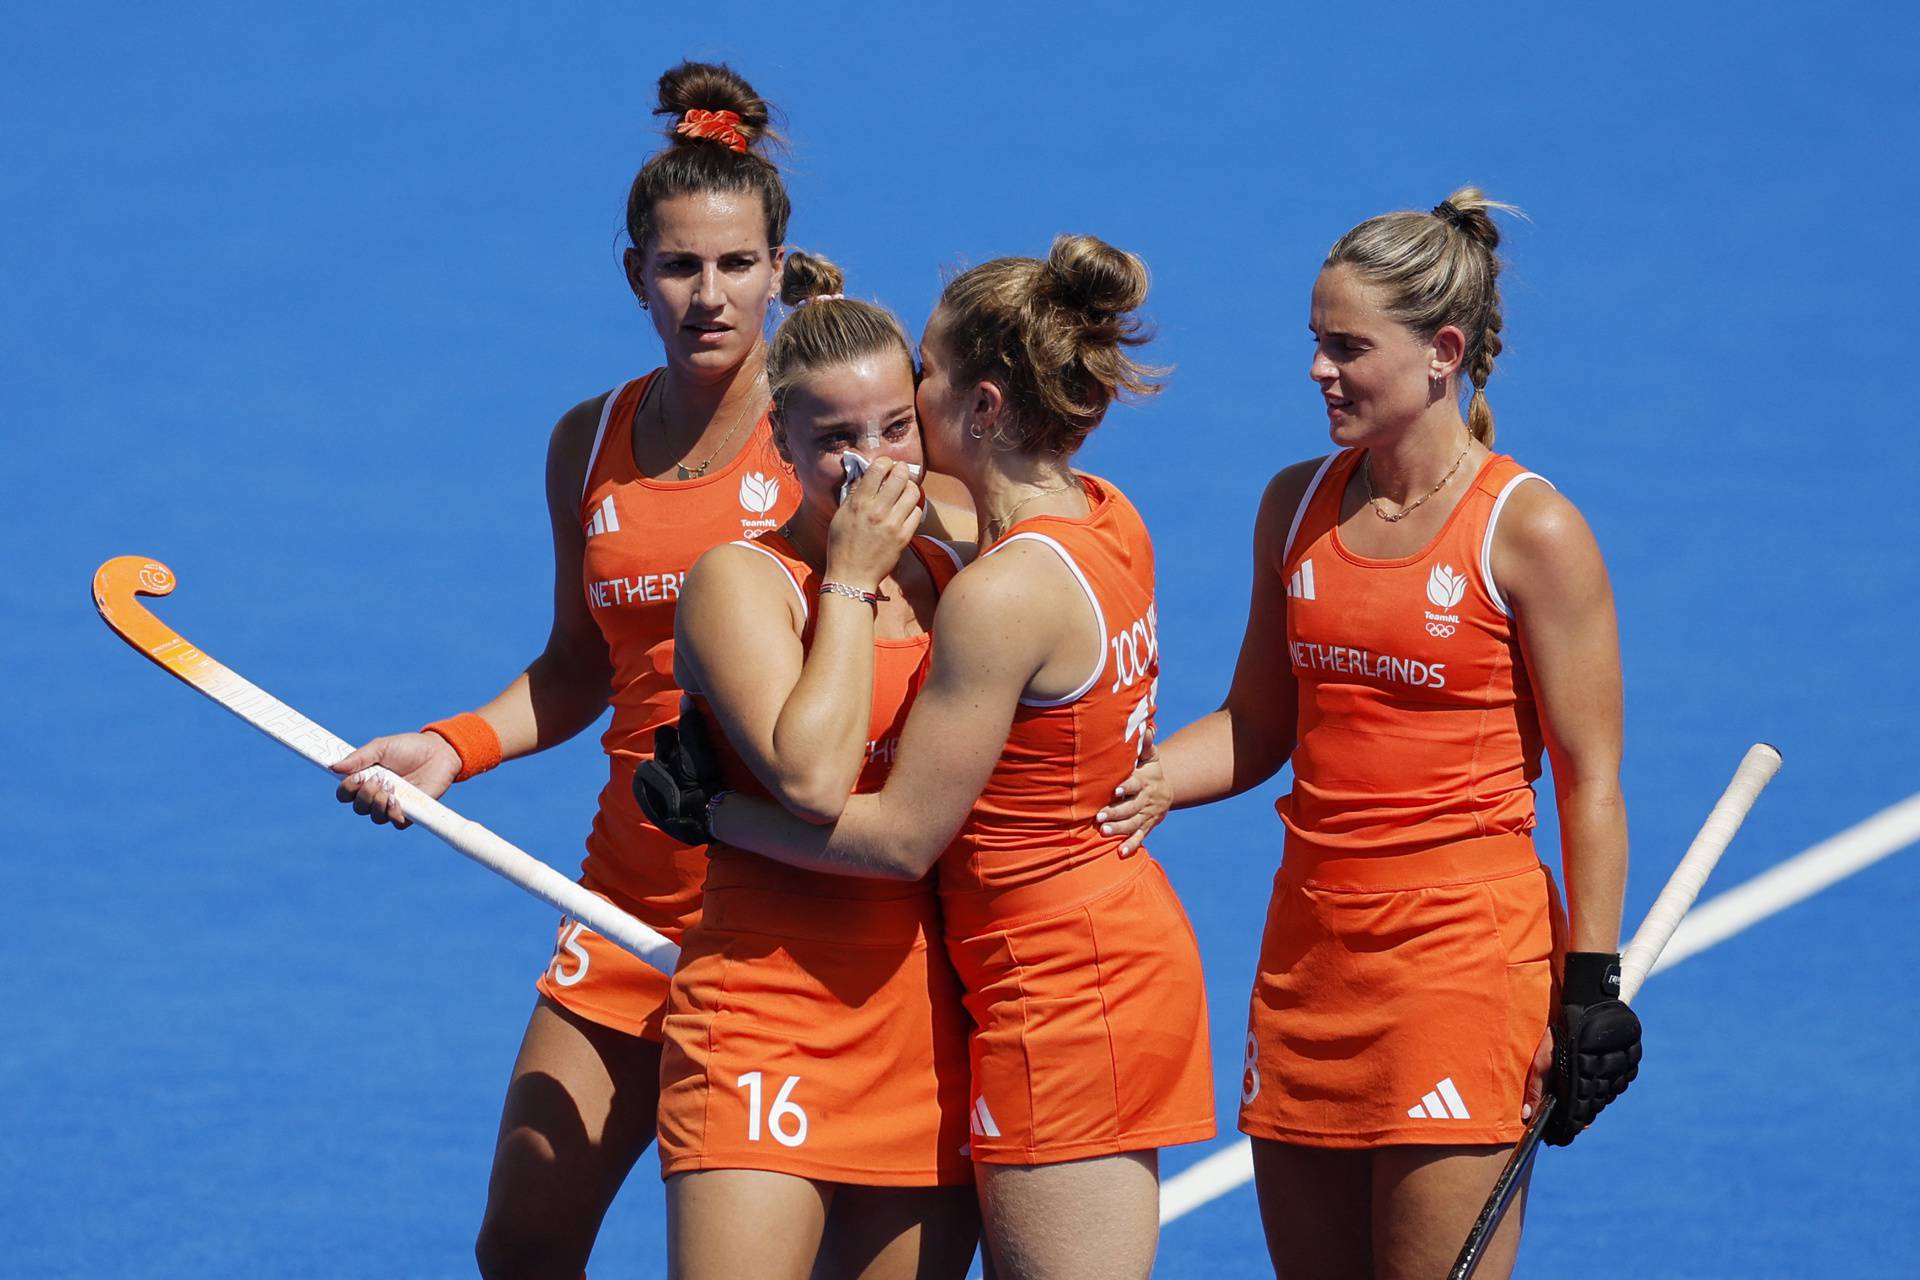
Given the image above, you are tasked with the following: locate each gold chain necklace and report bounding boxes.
[1363,440,1472,523]
[658,372,765,481]
[984,480,1079,545]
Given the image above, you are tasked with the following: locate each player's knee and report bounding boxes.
[473,1202,590,1280]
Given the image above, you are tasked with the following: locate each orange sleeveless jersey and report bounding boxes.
[1237,448,1563,1146]
[938,475,1214,1164]
[658,532,975,1184]
[692,529,965,902]
[939,474,1162,899]
[534,371,799,1040]
[1277,449,1551,862]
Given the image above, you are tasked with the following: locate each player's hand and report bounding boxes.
[633,710,724,847]
[1544,951,1643,1146]
[332,732,461,829]
[825,457,923,592]
[1522,1024,1553,1122]
[1097,728,1169,856]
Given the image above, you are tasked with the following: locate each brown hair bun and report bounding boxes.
[938,233,1165,457]
[654,60,779,151]
[767,249,913,412]
[779,249,847,307]
[625,61,791,253]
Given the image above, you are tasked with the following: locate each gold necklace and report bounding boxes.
[658,373,765,481]
[984,480,1079,544]
[1363,440,1472,523]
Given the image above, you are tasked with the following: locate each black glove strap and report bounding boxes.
[1562,951,1622,1006]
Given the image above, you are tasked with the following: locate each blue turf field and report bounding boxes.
[5,4,1917,1276]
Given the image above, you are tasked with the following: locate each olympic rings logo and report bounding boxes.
[1425,621,1457,638]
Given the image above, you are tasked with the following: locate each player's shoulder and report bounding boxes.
[688,536,797,594]
[939,539,1069,623]
[927,548,1068,685]
[1494,472,1590,557]
[1490,472,1606,603]
[546,388,620,498]
[1253,453,1338,549]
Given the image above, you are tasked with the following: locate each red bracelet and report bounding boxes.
[422,712,503,783]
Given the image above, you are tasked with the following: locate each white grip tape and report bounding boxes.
[381,774,681,971]
[203,661,679,970]
[1618,743,1782,1003]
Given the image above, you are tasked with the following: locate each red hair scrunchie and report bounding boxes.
[675,109,750,153]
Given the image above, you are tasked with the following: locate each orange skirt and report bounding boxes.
[943,853,1216,1165]
[1238,834,1563,1148]
[657,884,975,1186]
[533,873,684,1042]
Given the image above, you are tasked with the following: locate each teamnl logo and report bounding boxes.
[1424,564,1465,638]
[738,471,781,530]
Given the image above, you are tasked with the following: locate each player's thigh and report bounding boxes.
[1249,1138,1372,1280]
[667,1168,830,1280]
[1371,1143,1528,1280]
[814,1185,980,1280]
[976,1151,1158,1280]
[477,995,664,1264]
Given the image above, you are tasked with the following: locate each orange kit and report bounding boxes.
[534,372,800,1041]
[657,533,976,1186]
[1241,449,1563,1147]
[941,475,1215,1166]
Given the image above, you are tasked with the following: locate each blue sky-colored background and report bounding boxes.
[5,3,1916,1275]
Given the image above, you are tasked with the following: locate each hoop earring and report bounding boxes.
[969,423,986,440]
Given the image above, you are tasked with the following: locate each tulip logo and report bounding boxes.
[1426,564,1467,610]
[739,471,781,516]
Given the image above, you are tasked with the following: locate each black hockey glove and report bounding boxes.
[1545,951,1643,1146]
[632,711,724,847]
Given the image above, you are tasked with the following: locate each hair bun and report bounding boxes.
[1043,234,1150,319]
[780,250,847,307]
[654,61,777,151]
[1434,186,1509,252]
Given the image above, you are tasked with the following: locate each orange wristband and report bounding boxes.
[422,712,503,783]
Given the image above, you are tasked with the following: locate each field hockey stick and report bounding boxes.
[1448,742,1783,1280]
[92,555,681,972]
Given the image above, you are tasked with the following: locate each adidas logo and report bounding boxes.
[1406,1076,1472,1120]
[1287,558,1317,601]
[584,495,620,538]
[968,1096,1001,1139]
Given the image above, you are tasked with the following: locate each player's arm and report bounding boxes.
[675,458,925,823]
[673,548,870,825]
[1159,461,1313,805]
[334,395,615,824]
[1499,481,1640,1144]
[709,553,1056,878]
[1496,482,1627,951]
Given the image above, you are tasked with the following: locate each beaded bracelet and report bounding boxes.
[819,580,889,606]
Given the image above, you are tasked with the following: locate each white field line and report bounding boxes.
[1157,791,1920,1226]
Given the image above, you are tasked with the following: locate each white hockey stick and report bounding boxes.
[1618,743,1782,1000]
[1449,742,1782,1279]
[93,555,680,972]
